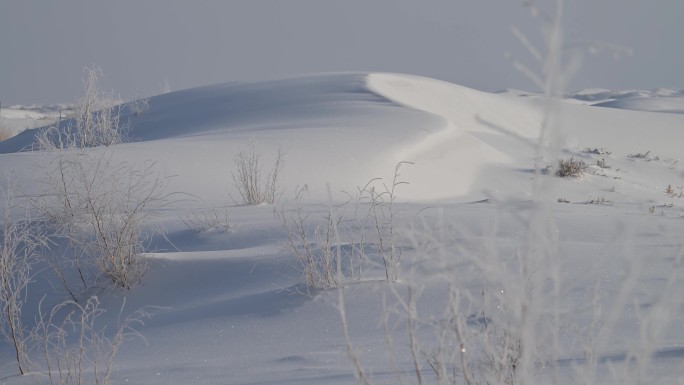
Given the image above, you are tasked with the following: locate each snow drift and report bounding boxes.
[3,72,682,202]
[1,73,683,385]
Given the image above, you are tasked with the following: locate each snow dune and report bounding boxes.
[2,73,682,201]
[368,73,683,201]
[568,88,684,113]
[592,96,684,114]
[1,73,684,385]
[0,105,67,139]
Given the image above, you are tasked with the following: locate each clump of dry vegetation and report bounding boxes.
[556,157,588,178]
[583,147,611,155]
[232,138,285,205]
[595,158,611,169]
[665,184,683,198]
[627,150,660,161]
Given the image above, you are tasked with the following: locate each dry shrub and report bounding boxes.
[282,162,411,289]
[37,296,151,385]
[0,182,46,374]
[34,149,169,294]
[556,157,588,178]
[37,66,127,150]
[232,138,285,205]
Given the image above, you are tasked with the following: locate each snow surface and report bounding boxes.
[0,105,70,140]
[592,96,684,114]
[568,88,684,114]
[1,73,683,384]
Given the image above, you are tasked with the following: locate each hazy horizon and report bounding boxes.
[2,0,682,104]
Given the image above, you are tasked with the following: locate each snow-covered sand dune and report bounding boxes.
[592,96,684,114]
[3,73,682,202]
[0,104,69,140]
[569,88,684,114]
[1,73,683,385]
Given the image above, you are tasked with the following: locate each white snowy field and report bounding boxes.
[0,104,72,141]
[569,88,684,114]
[0,73,683,385]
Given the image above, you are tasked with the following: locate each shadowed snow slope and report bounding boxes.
[569,88,684,114]
[592,96,684,114]
[0,73,445,200]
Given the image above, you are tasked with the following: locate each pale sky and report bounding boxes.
[1,0,682,104]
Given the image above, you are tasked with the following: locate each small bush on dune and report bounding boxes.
[583,147,611,155]
[180,207,231,233]
[37,65,127,150]
[665,184,683,198]
[595,158,610,169]
[37,296,151,385]
[232,138,285,205]
[282,162,411,289]
[0,182,46,374]
[127,96,150,116]
[556,157,588,178]
[586,196,612,205]
[627,150,660,161]
[627,150,649,159]
[31,65,168,294]
[281,208,340,289]
[2,182,151,380]
[34,150,169,294]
